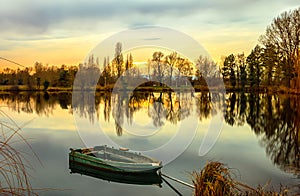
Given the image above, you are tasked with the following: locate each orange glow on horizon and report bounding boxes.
[0,30,259,70]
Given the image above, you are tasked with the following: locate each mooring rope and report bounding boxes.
[161,176,183,196]
[0,57,25,68]
[161,173,195,189]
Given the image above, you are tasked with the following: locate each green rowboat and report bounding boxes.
[69,145,163,174]
[69,160,163,185]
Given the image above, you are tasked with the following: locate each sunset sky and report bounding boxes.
[0,0,299,68]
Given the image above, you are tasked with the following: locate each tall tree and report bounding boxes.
[125,53,133,78]
[152,51,164,86]
[260,7,300,88]
[247,45,263,88]
[165,52,177,86]
[34,62,43,89]
[176,57,191,86]
[196,55,218,78]
[114,42,124,79]
[261,43,277,86]
[236,53,247,88]
[196,56,219,86]
[222,54,236,87]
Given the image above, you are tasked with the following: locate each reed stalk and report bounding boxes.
[0,110,37,195]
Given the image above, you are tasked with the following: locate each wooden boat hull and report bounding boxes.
[69,160,163,185]
[69,150,162,173]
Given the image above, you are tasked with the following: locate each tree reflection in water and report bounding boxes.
[225,93,300,178]
[0,92,299,177]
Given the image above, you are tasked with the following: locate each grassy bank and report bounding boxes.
[0,85,72,92]
[1,84,300,95]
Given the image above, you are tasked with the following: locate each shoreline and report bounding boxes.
[1,85,300,94]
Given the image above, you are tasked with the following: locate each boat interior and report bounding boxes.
[76,146,158,164]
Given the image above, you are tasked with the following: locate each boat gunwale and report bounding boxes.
[69,160,163,185]
[69,158,161,174]
[70,146,162,166]
[71,151,161,167]
[69,151,162,174]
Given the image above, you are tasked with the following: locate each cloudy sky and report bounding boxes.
[0,0,299,67]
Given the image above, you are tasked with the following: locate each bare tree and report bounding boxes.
[152,51,164,86]
[196,55,218,78]
[114,42,124,79]
[165,52,178,86]
[260,7,300,88]
[176,57,191,86]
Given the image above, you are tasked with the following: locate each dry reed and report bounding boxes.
[191,161,237,196]
[191,161,296,196]
[0,110,38,195]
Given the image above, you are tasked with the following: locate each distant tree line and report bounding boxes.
[221,7,300,90]
[0,63,78,90]
[0,43,222,91]
[55,42,222,90]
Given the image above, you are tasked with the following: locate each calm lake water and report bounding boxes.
[0,91,299,195]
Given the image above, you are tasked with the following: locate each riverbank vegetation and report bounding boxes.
[192,161,296,196]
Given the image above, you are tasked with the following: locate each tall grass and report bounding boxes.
[191,161,237,196]
[191,161,295,196]
[0,110,38,195]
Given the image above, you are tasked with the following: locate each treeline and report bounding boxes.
[0,64,78,90]
[0,44,222,91]
[74,45,222,90]
[221,7,300,91]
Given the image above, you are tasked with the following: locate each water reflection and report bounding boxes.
[225,93,300,177]
[0,92,71,116]
[0,92,299,177]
